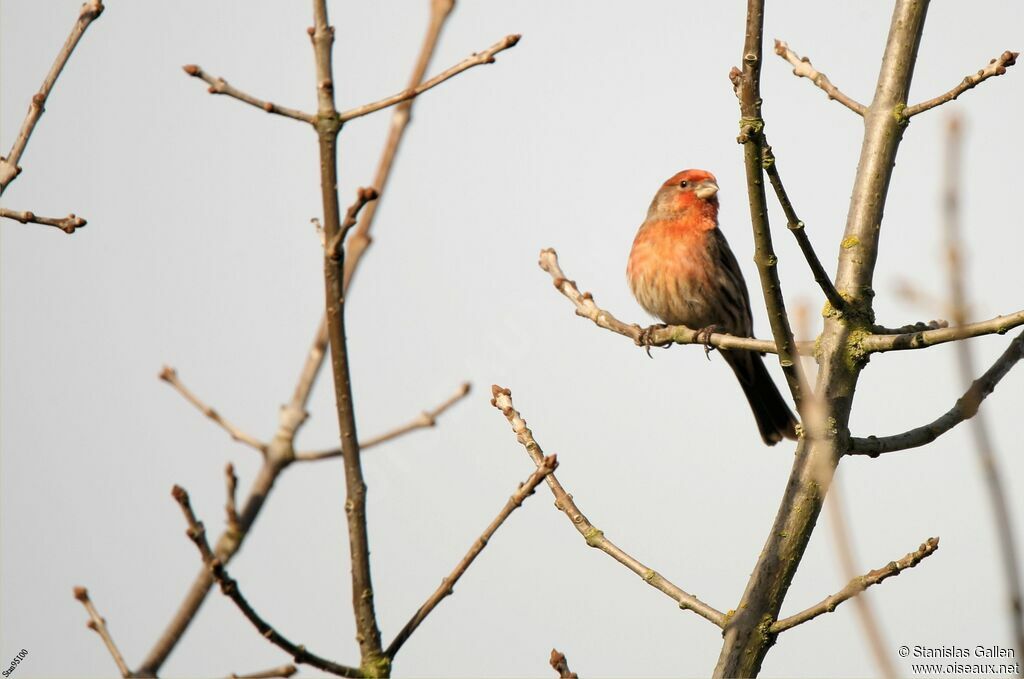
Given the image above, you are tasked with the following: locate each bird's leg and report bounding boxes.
[635,323,668,358]
[695,324,721,360]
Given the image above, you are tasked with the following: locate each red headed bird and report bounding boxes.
[626,169,798,445]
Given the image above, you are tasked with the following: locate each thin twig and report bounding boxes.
[310,1,384,670]
[327,187,378,261]
[338,34,521,122]
[773,39,866,115]
[871,319,948,334]
[762,142,847,313]
[385,455,558,659]
[713,3,929,675]
[225,463,240,533]
[736,28,811,412]
[861,310,1024,353]
[228,665,297,679]
[296,382,471,461]
[772,538,939,633]
[159,366,267,454]
[73,586,131,678]
[136,3,463,670]
[0,0,104,193]
[941,114,1023,661]
[343,0,456,293]
[137,317,322,675]
[848,329,1024,455]
[0,207,85,233]
[539,248,808,355]
[549,649,579,679]
[490,386,726,628]
[905,50,1018,117]
[171,485,361,678]
[181,65,314,124]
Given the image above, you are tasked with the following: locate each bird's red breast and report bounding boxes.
[626,170,721,326]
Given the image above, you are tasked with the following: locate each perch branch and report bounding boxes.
[773,39,866,115]
[849,329,1024,455]
[0,0,104,193]
[172,485,360,677]
[338,34,521,123]
[384,455,557,659]
[181,65,314,123]
[538,248,805,355]
[905,50,1018,117]
[491,386,726,628]
[0,207,85,233]
[549,649,579,679]
[861,309,1024,353]
[73,586,131,678]
[296,382,471,461]
[771,538,939,633]
[159,366,267,454]
[761,142,846,313]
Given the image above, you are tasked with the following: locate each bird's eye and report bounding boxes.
[679,180,689,188]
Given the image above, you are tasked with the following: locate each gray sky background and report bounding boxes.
[2,2,1023,677]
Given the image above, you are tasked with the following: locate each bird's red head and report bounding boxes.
[646,169,720,222]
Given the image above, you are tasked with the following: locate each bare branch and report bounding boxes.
[181,64,314,124]
[549,649,579,679]
[714,3,929,675]
[905,50,1019,117]
[861,309,1024,353]
[0,207,85,233]
[326,187,379,261]
[296,382,471,462]
[228,665,297,679]
[735,34,812,411]
[0,0,104,193]
[773,39,866,115]
[849,329,1024,455]
[159,366,267,454]
[137,315,323,675]
[224,463,240,533]
[342,0,456,292]
[137,2,461,670]
[538,248,805,356]
[171,485,361,677]
[73,586,131,678]
[761,142,847,313]
[942,114,1024,660]
[310,1,384,669]
[490,386,726,628]
[385,455,557,659]
[871,319,948,334]
[772,538,940,633]
[338,34,521,123]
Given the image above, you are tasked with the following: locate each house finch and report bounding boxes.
[626,169,798,445]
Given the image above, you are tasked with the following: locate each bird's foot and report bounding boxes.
[695,324,721,360]
[635,323,668,358]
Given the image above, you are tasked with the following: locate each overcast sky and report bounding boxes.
[2,2,1023,678]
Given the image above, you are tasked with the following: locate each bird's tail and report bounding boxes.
[721,350,799,446]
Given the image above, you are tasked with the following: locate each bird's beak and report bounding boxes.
[694,180,719,200]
